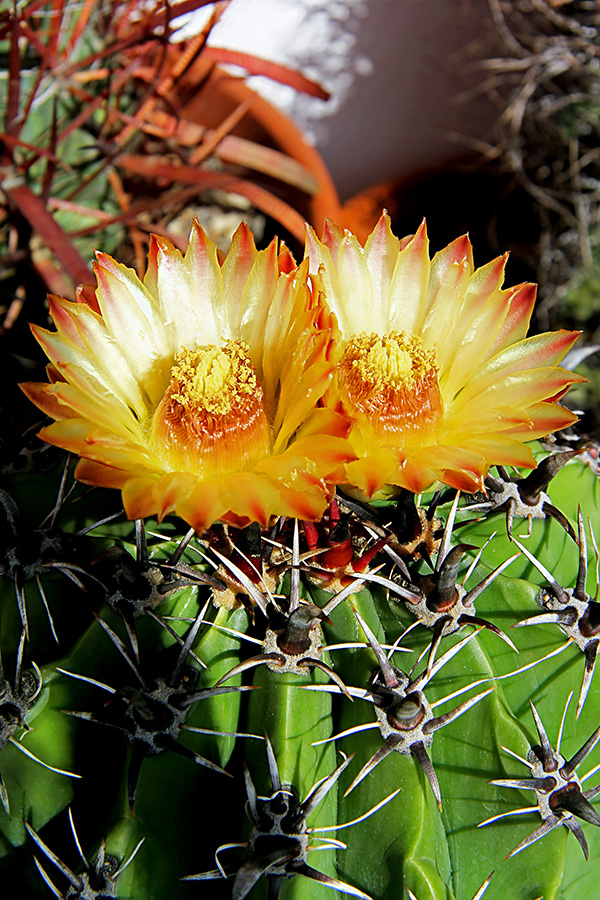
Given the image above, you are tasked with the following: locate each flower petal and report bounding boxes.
[415,443,488,492]
[31,315,151,421]
[76,458,134,491]
[483,282,537,360]
[450,365,584,423]
[420,234,473,353]
[437,256,510,394]
[344,451,398,497]
[455,330,581,403]
[364,212,401,311]
[39,419,163,472]
[21,378,141,441]
[387,219,430,335]
[94,254,172,404]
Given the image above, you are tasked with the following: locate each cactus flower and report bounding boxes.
[306,214,585,495]
[22,223,354,533]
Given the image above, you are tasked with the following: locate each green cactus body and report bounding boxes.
[1,449,599,899]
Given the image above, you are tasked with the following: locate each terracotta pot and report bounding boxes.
[173,57,344,239]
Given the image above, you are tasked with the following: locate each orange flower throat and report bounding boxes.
[338,331,443,448]
[151,340,271,475]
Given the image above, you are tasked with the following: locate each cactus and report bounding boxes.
[1,212,599,900]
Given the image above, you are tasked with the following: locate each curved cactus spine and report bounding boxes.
[479,696,600,859]
[182,736,398,899]
[511,510,600,718]
[25,811,145,900]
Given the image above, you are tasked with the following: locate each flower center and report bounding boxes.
[338,331,443,447]
[150,340,271,476]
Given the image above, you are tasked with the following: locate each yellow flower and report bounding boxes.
[23,222,354,532]
[306,214,585,495]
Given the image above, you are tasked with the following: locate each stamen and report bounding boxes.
[150,340,271,475]
[338,331,442,447]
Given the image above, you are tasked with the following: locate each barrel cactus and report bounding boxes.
[1,213,599,900]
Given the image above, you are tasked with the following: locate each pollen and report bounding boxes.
[338,332,443,448]
[150,340,271,476]
[169,342,259,416]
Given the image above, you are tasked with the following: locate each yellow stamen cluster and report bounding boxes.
[169,341,259,416]
[344,332,437,389]
[338,331,443,448]
[150,340,271,476]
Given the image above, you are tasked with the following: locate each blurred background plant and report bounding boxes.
[0,0,340,327]
[463,0,600,431]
